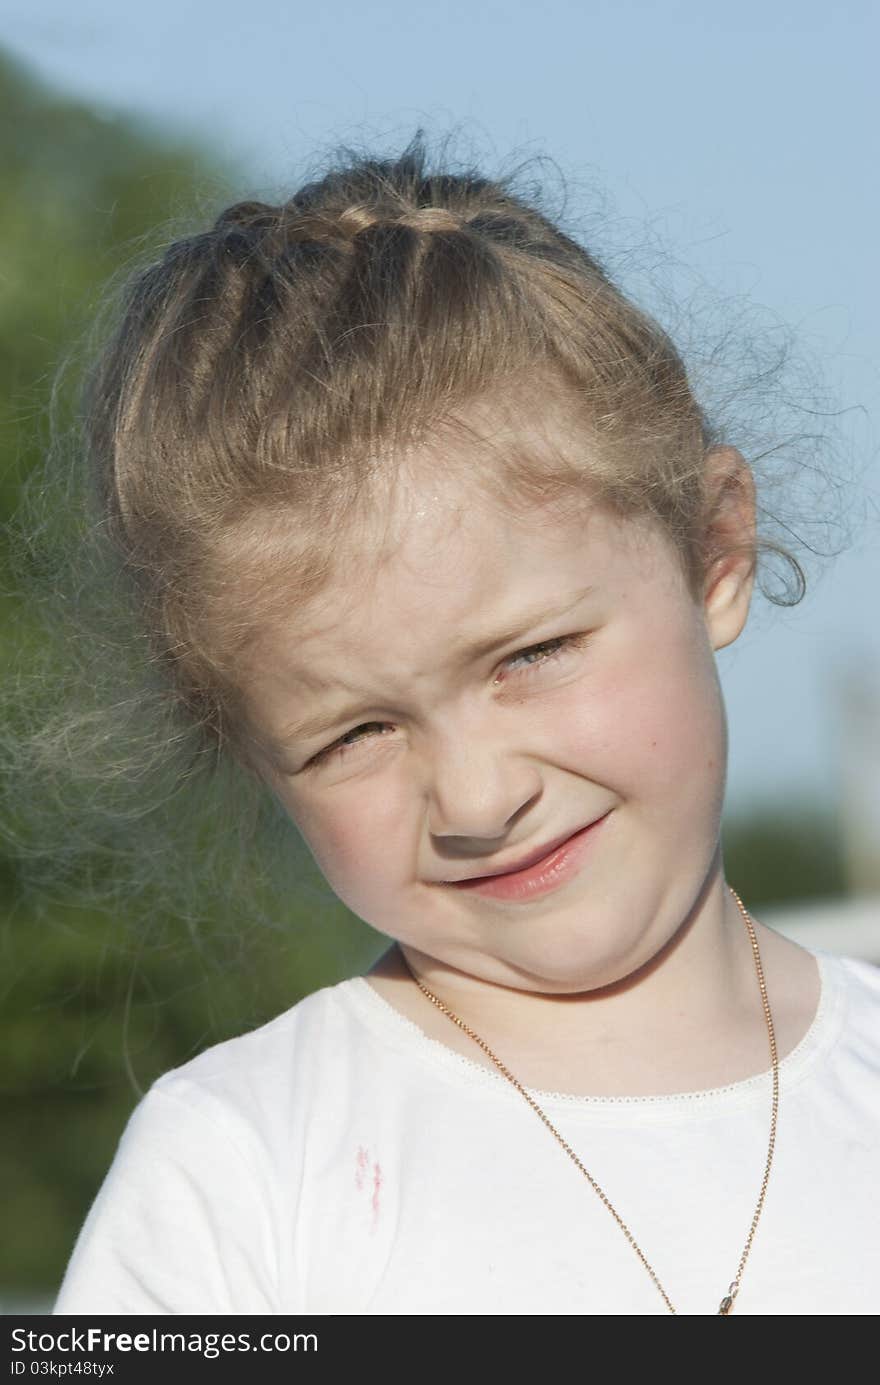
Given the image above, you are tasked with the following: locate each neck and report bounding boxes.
[368,870,806,1097]
[404,879,754,1045]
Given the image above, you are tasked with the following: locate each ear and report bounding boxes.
[700,446,757,651]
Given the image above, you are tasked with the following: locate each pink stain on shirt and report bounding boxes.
[371,1161,383,1226]
[354,1147,383,1230]
[355,1145,369,1191]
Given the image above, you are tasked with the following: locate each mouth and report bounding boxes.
[442,810,612,889]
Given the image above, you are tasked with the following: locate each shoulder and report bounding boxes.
[139,977,364,1150]
[806,946,880,1096]
[811,944,880,1009]
[157,976,349,1082]
[50,989,365,1317]
[827,948,880,1034]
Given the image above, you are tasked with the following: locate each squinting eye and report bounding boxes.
[310,721,392,766]
[500,633,589,679]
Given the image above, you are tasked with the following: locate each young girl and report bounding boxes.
[36,134,878,1316]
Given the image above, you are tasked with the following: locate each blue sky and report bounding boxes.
[4,0,879,822]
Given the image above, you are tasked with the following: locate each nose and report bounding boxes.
[424,720,543,844]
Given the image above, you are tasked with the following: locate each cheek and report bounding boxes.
[553,624,724,797]
[648,655,725,807]
[282,779,411,891]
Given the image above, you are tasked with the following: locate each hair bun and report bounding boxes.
[334,204,463,239]
[395,207,463,232]
[214,200,279,230]
[333,204,380,238]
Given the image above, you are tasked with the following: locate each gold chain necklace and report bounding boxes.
[401,885,779,1315]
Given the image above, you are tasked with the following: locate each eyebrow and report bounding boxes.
[276,582,595,747]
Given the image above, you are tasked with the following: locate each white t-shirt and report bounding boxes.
[53,944,880,1316]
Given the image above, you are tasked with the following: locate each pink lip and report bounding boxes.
[445,811,612,903]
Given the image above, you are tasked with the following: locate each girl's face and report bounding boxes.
[242,438,754,996]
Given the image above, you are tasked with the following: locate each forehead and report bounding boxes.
[280,393,622,618]
[290,481,550,657]
[223,384,690,698]
[248,462,674,677]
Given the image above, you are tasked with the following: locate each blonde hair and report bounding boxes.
[3,130,844,933]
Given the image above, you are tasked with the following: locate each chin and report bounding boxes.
[501,930,651,994]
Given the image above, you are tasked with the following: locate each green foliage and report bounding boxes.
[0,48,234,526]
[722,801,847,905]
